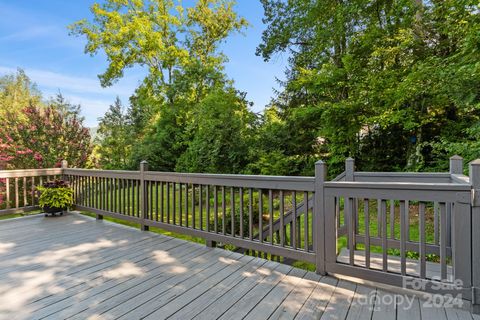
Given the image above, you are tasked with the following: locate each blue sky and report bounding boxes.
[0,1,287,127]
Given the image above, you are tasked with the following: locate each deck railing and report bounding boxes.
[0,167,63,215]
[1,156,479,313]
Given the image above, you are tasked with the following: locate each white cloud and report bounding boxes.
[0,66,140,127]
[0,26,57,42]
[0,66,140,95]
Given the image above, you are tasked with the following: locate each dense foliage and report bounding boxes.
[82,0,480,177]
[72,0,257,173]
[0,70,92,170]
[255,0,480,175]
[1,1,474,177]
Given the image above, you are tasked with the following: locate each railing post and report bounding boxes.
[345,157,354,181]
[140,161,149,231]
[470,160,480,312]
[94,160,103,219]
[450,155,464,174]
[61,160,68,170]
[60,160,71,214]
[448,156,463,248]
[314,160,327,275]
[206,239,217,248]
[345,158,357,248]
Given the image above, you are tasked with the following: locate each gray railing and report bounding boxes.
[64,162,316,264]
[2,156,480,313]
[0,167,63,215]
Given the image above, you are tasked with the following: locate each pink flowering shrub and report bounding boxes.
[0,106,92,170]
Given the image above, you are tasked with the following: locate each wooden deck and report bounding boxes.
[0,213,477,320]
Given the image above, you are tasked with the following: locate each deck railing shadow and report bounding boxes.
[1,156,479,313]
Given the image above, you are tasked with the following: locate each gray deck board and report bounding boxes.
[0,213,476,320]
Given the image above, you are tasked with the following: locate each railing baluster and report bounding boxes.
[96,177,99,209]
[30,177,35,206]
[117,178,121,213]
[5,178,10,209]
[110,178,114,212]
[214,186,218,233]
[377,199,381,238]
[259,189,263,243]
[23,176,27,206]
[231,187,235,237]
[85,176,91,208]
[179,183,183,226]
[419,202,426,279]
[364,199,370,269]
[400,200,407,275]
[102,178,107,214]
[199,185,203,230]
[390,199,395,239]
[291,191,296,249]
[335,196,340,228]
[100,177,104,211]
[239,188,244,238]
[381,199,387,272]
[280,190,284,247]
[185,184,189,227]
[123,178,126,214]
[100,178,107,213]
[192,184,196,229]
[269,189,273,244]
[205,185,209,232]
[154,181,158,221]
[167,182,171,224]
[304,191,308,251]
[113,178,117,212]
[347,197,354,265]
[173,182,176,225]
[249,188,253,240]
[222,186,226,234]
[160,182,164,222]
[15,177,19,209]
[97,177,100,210]
[136,179,140,217]
[440,202,447,280]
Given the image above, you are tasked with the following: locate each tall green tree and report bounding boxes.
[258,0,480,174]
[69,0,247,104]
[71,0,250,172]
[0,69,42,119]
[96,97,132,169]
[176,89,255,173]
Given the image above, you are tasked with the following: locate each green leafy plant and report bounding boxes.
[37,180,74,210]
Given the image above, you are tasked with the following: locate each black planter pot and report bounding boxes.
[43,206,65,217]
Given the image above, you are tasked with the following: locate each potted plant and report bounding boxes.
[36,180,74,216]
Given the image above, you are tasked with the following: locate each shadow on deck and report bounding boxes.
[0,213,476,320]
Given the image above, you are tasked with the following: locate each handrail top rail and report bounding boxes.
[64,168,139,175]
[145,170,314,182]
[0,168,62,178]
[355,171,450,176]
[65,167,314,181]
[325,180,471,191]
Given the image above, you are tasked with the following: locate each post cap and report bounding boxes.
[470,159,480,166]
[61,160,68,168]
[346,157,354,162]
[140,160,148,164]
[315,160,326,165]
[450,155,463,160]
